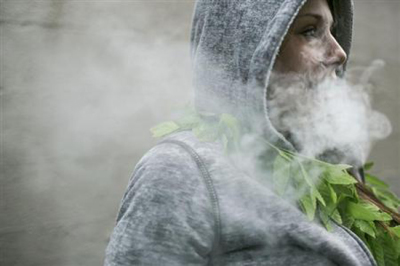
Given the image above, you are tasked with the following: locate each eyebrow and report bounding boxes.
[297,13,334,26]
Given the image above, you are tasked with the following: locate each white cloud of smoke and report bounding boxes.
[267,60,392,167]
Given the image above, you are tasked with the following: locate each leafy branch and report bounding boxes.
[150,108,400,266]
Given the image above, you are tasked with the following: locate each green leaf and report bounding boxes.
[174,108,200,128]
[364,161,375,171]
[278,150,293,161]
[297,161,325,206]
[323,167,358,185]
[381,232,399,266]
[369,235,385,266]
[328,184,337,204]
[193,122,218,141]
[390,226,400,238]
[331,185,359,205]
[380,199,399,213]
[318,181,338,205]
[273,155,291,196]
[311,187,326,207]
[300,194,316,221]
[219,113,240,141]
[336,164,353,170]
[150,121,180,138]
[330,209,342,224]
[176,118,199,130]
[353,225,369,245]
[299,161,315,188]
[375,188,400,205]
[219,113,239,128]
[317,181,331,205]
[396,240,400,258]
[366,173,389,189]
[342,212,355,228]
[371,186,400,212]
[319,209,333,231]
[354,220,376,238]
[347,202,392,222]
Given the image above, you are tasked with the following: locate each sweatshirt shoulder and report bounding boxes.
[135,136,200,175]
[106,133,219,265]
[125,135,207,201]
[120,131,222,217]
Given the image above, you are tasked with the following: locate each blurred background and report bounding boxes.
[1,0,399,265]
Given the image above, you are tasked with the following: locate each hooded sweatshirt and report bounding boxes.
[104,0,377,265]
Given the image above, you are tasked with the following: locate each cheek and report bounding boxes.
[276,38,328,74]
[275,45,303,73]
[298,41,326,72]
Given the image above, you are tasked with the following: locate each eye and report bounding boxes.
[301,26,318,38]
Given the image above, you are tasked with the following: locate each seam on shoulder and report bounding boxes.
[157,139,222,256]
[331,219,377,266]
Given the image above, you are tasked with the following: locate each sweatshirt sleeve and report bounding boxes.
[104,142,217,266]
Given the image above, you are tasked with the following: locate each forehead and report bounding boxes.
[298,0,333,22]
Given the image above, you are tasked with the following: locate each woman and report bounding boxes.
[105,0,399,265]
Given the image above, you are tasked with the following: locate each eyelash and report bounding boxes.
[302,26,318,38]
[301,25,335,39]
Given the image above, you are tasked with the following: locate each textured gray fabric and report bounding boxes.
[105,131,376,265]
[105,0,377,265]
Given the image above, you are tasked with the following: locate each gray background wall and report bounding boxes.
[1,1,399,265]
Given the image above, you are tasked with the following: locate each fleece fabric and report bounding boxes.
[105,0,377,265]
[104,131,376,265]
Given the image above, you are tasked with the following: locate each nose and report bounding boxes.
[323,33,347,69]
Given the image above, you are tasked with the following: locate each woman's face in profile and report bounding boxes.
[274,0,347,81]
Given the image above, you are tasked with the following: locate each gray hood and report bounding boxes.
[190,0,354,150]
